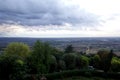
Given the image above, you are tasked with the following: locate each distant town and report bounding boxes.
[0,37,120,56]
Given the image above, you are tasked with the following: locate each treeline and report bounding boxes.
[0,40,120,80]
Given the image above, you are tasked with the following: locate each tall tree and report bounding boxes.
[63,53,76,69]
[111,57,120,72]
[64,45,74,53]
[0,55,26,80]
[29,40,52,74]
[97,49,113,72]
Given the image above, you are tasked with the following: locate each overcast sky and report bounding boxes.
[0,0,120,37]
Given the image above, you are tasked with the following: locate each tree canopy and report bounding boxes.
[5,42,30,58]
[64,45,74,53]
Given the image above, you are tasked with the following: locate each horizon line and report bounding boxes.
[1,36,120,38]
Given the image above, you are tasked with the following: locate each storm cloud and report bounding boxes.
[0,0,99,26]
[1,0,119,37]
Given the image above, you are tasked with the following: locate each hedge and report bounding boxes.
[25,69,120,80]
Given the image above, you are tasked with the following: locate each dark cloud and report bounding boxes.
[0,0,100,26]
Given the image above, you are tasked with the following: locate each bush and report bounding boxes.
[45,70,92,80]
[111,57,120,72]
[49,55,57,72]
[0,55,27,80]
[57,60,66,71]
[78,56,89,69]
[92,54,100,69]
[92,70,120,79]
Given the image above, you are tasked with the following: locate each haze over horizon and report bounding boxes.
[0,0,120,37]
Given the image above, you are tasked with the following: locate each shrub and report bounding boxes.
[45,70,92,80]
[57,60,66,71]
[0,55,27,80]
[78,56,89,69]
[111,57,120,72]
[49,55,57,72]
[92,54,101,69]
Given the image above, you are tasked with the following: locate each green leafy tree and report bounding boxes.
[49,55,57,73]
[0,55,27,80]
[5,42,30,58]
[92,54,101,69]
[51,48,64,62]
[29,40,52,74]
[57,60,66,71]
[63,53,76,70]
[64,45,74,53]
[75,55,81,69]
[97,49,113,72]
[111,57,120,72]
[77,55,89,69]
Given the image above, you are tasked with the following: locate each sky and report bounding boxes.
[0,0,120,37]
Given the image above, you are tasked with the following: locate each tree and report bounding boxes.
[29,40,52,74]
[49,55,57,73]
[106,50,114,71]
[111,57,120,72]
[57,60,66,71]
[64,45,74,53]
[0,55,27,80]
[5,42,30,58]
[97,49,113,72]
[76,55,89,69]
[75,55,81,69]
[63,53,76,70]
[92,54,101,69]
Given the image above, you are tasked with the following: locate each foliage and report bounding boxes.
[78,55,89,69]
[57,60,66,71]
[45,70,89,80]
[49,55,57,72]
[25,70,120,80]
[56,76,116,80]
[63,53,76,70]
[0,55,27,80]
[111,57,120,72]
[1,40,120,80]
[75,55,81,69]
[97,49,113,72]
[4,42,30,58]
[28,40,52,74]
[92,54,101,69]
[65,45,74,53]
